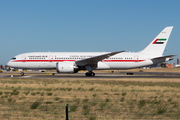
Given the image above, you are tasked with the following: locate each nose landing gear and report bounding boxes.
[21,72,24,76]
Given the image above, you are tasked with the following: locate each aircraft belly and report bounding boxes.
[12,62,56,69]
[102,60,153,69]
[97,62,110,69]
[105,62,131,69]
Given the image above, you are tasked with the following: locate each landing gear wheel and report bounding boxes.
[21,72,24,76]
[85,72,95,77]
[91,72,95,76]
[85,73,89,76]
[127,72,133,75]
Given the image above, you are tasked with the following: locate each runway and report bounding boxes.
[1,72,180,79]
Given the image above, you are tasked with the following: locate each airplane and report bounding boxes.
[7,26,175,76]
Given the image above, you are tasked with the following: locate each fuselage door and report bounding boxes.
[49,55,53,62]
[134,55,139,62]
[22,55,26,62]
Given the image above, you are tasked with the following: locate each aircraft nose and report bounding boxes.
[7,61,12,67]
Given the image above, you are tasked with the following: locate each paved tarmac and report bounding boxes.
[1,72,180,79]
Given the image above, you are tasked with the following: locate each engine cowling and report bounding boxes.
[56,61,78,73]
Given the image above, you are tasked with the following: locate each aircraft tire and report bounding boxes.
[91,72,95,76]
[85,72,95,77]
[21,72,24,76]
[127,72,133,75]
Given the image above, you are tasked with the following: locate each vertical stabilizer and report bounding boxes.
[140,26,173,56]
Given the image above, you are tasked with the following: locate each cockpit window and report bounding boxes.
[11,57,16,60]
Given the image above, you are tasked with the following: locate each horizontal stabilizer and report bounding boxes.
[151,55,176,60]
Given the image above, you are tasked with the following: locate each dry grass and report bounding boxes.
[0,77,180,120]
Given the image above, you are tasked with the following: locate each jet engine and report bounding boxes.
[56,61,78,73]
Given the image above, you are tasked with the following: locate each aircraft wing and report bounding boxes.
[75,50,126,66]
[151,55,176,60]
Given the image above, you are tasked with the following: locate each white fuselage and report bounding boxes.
[7,52,161,70]
[7,26,174,76]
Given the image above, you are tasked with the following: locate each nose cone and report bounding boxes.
[7,61,12,67]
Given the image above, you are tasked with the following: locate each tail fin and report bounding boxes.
[140,26,173,56]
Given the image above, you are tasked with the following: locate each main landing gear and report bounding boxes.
[85,65,95,77]
[85,72,95,76]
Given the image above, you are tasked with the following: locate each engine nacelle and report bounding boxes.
[56,61,78,73]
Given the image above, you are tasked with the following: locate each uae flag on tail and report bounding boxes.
[152,39,167,44]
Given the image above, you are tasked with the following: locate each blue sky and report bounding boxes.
[0,0,180,65]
